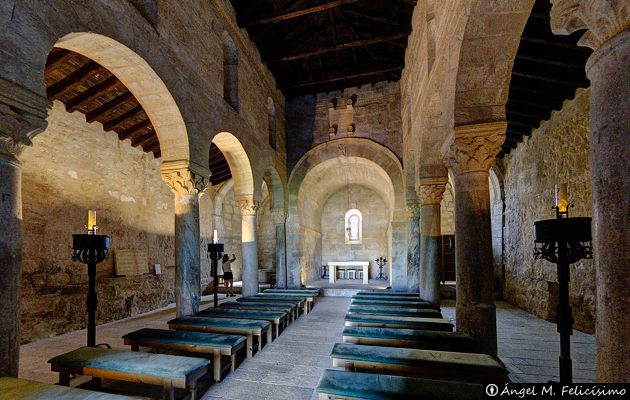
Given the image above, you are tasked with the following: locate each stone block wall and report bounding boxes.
[503,88,594,333]
[257,190,277,272]
[218,188,244,281]
[321,186,389,279]
[19,102,176,343]
[286,81,403,170]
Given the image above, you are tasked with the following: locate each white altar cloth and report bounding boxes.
[328,261,370,284]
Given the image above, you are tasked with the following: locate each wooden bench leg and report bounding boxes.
[275,323,280,338]
[59,370,70,386]
[230,354,236,372]
[189,381,198,400]
[267,327,272,345]
[213,352,221,382]
[246,334,253,358]
[131,344,139,352]
[163,381,175,400]
[257,333,263,352]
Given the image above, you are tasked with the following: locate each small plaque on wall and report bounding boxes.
[114,249,149,277]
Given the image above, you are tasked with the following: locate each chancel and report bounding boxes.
[0,0,627,399]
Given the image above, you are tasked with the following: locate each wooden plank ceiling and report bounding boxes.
[230,0,415,96]
[45,48,231,185]
[502,0,592,156]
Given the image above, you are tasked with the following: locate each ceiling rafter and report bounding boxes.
[243,0,360,27]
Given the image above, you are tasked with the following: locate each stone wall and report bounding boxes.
[257,187,277,271]
[20,102,176,343]
[217,186,244,281]
[321,185,389,279]
[286,81,402,170]
[503,88,594,333]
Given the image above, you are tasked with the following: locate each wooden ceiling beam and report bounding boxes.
[281,66,403,89]
[132,130,157,147]
[103,105,144,131]
[145,140,161,152]
[45,49,73,72]
[520,36,592,52]
[46,60,100,100]
[515,54,584,70]
[342,9,409,29]
[86,91,134,123]
[118,119,151,141]
[244,0,359,27]
[510,71,579,88]
[210,164,232,176]
[65,76,120,112]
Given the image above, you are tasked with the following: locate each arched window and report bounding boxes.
[267,97,276,149]
[344,209,363,244]
[222,32,239,111]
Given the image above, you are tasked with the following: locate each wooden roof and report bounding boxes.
[230,0,415,96]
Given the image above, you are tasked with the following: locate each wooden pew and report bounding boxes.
[0,376,139,399]
[342,326,478,352]
[198,308,287,338]
[344,314,453,331]
[357,290,419,296]
[219,301,295,322]
[263,288,319,296]
[349,306,443,319]
[48,347,208,400]
[122,328,246,382]
[350,299,437,309]
[252,293,313,313]
[236,297,305,317]
[331,343,509,384]
[353,294,425,301]
[168,316,271,358]
[315,369,484,400]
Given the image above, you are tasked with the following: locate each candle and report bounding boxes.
[213,229,218,244]
[555,184,568,213]
[87,210,97,233]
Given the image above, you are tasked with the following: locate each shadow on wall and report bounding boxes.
[286,95,317,170]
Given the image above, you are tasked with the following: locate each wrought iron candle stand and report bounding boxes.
[375,257,388,280]
[72,233,110,348]
[533,203,592,383]
[208,243,224,308]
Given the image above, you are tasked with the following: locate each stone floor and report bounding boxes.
[19,297,595,399]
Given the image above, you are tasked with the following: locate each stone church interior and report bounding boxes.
[0,0,628,398]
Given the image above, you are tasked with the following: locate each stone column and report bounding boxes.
[418,178,447,306]
[0,78,50,377]
[161,162,209,318]
[406,201,421,293]
[551,1,630,381]
[443,121,506,356]
[238,198,260,297]
[390,221,408,291]
[272,210,287,289]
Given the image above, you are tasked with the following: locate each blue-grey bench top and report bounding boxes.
[350,299,434,308]
[48,347,208,379]
[357,290,419,296]
[264,288,319,296]
[236,297,301,305]
[122,328,245,348]
[342,327,475,343]
[253,294,308,302]
[352,297,429,304]
[354,293,423,299]
[198,308,286,321]
[349,306,442,318]
[316,369,483,400]
[168,316,270,330]
[331,343,507,372]
[220,302,293,312]
[346,314,453,327]
[0,377,141,400]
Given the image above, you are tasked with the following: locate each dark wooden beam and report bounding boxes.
[511,71,579,88]
[515,54,584,70]
[46,61,100,100]
[145,140,161,152]
[45,49,73,72]
[210,164,232,176]
[244,0,359,27]
[65,76,120,112]
[132,130,157,147]
[86,91,133,123]
[342,9,409,29]
[520,36,592,52]
[280,66,403,89]
[507,109,548,121]
[103,105,144,131]
[509,85,567,102]
[507,120,537,130]
[118,119,151,141]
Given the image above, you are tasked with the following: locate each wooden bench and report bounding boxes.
[345,314,453,331]
[264,288,319,296]
[236,297,304,317]
[351,299,436,309]
[0,376,139,399]
[357,290,419,296]
[122,328,246,382]
[353,294,425,301]
[349,306,443,319]
[252,293,312,313]
[198,308,287,338]
[48,347,209,400]
[220,301,295,322]
[331,343,509,384]
[342,326,478,352]
[315,369,484,400]
[168,316,271,358]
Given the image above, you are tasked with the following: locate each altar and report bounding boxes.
[328,261,370,284]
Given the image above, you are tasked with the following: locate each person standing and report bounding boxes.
[222,253,236,297]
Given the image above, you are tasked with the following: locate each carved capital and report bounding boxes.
[417,177,448,205]
[160,161,210,196]
[443,121,506,175]
[0,78,51,158]
[405,201,422,218]
[271,209,287,224]
[237,197,261,216]
[550,0,629,50]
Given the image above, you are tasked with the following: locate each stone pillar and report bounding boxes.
[418,178,447,306]
[443,121,506,356]
[406,201,421,293]
[272,210,287,289]
[161,162,209,318]
[238,198,260,297]
[551,1,630,381]
[390,221,408,291]
[0,78,50,377]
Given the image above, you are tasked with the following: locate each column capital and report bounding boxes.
[405,201,422,218]
[160,160,210,196]
[0,78,51,159]
[442,121,506,175]
[237,196,261,216]
[417,177,448,205]
[271,209,287,224]
[550,0,630,50]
